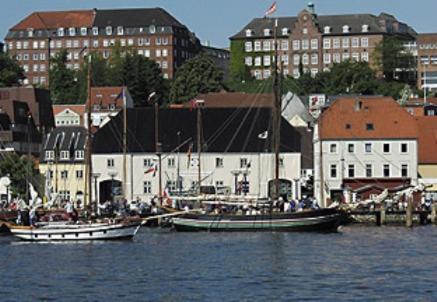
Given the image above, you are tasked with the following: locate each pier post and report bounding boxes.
[432,203,437,225]
[406,197,413,228]
[380,205,386,226]
[375,211,381,226]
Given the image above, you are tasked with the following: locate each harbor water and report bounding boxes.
[0,225,436,301]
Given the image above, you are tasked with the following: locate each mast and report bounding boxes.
[196,100,204,196]
[155,99,163,205]
[177,131,181,194]
[26,114,31,203]
[272,17,281,200]
[84,55,93,212]
[122,87,127,200]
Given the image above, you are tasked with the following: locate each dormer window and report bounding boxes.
[80,27,87,36]
[117,26,124,35]
[75,150,84,160]
[92,27,99,35]
[69,27,76,36]
[106,26,113,35]
[245,29,252,37]
[342,25,350,33]
[109,104,116,110]
[263,28,271,37]
[27,28,34,37]
[281,27,289,36]
[60,151,70,160]
[57,27,64,37]
[324,26,331,34]
[149,25,156,34]
[362,24,369,33]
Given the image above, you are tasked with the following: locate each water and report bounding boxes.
[0,226,436,302]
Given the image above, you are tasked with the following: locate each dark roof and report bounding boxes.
[231,12,416,39]
[43,126,87,153]
[93,8,185,28]
[93,108,301,154]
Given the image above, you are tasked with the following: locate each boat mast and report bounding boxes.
[155,99,163,206]
[85,55,93,213]
[122,87,127,200]
[197,100,203,196]
[26,113,31,203]
[272,18,281,200]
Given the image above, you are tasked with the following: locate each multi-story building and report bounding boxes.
[5,8,201,85]
[416,33,437,92]
[53,104,86,127]
[39,126,87,202]
[313,96,418,207]
[92,108,302,203]
[230,3,416,80]
[202,45,230,81]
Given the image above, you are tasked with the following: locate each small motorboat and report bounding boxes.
[7,220,141,241]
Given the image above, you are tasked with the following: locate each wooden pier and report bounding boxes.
[350,208,433,227]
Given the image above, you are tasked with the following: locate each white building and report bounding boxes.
[314,96,419,207]
[92,108,302,203]
[53,105,85,127]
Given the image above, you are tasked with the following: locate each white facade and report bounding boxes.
[314,134,418,207]
[92,152,301,202]
[55,109,81,126]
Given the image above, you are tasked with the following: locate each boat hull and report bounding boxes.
[173,208,347,232]
[9,223,141,241]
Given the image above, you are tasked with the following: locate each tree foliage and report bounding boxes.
[0,154,37,198]
[229,40,252,83]
[169,52,225,104]
[0,52,25,87]
[49,50,81,104]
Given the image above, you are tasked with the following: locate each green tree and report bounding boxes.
[229,40,252,83]
[0,52,25,87]
[374,36,415,82]
[0,153,37,198]
[170,52,225,104]
[49,49,81,104]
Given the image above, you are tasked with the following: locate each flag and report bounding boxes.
[265,1,277,16]
[187,142,193,168]
[163,187,173,207]
[258,131,268,139]
[145,162,158,177]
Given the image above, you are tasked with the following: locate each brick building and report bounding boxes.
[5,8,201,85]
[230,3,416,80]
[415,34,437,92]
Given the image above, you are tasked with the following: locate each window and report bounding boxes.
[342,38,349,48]
[311,54,318,65]
[383,164,390,177]
[401,164,408,177]
[302,39,309,50]
[69,27,76,36]
[311,39,318,50]
[292,40,300,50]
[342,53,350,61]
[333,53,341,63]
[383,143,390,153]
[366,123,374,131]
[352,52,360,62]
[93,40,99,48]
[323,38,331,49]
[281,40,289,51]
[60,151,69,160]
[323,53,331,64]
[263,28,271,37]
[293,54,300,66]
[32,41,38,49]
[366,164,372,177]
[106,26,112,35]
[240,158,248,168]
[245,57,252,66]
[167,158,175,168]
[361,37,369,48]
[401,143,408,153]
[362,24,369,33]
[281,28,289,36]
[324,26,331,34]
[143,181,152,194]
[120,39,126,47]
[61,171,68,179]
[282,55,289,66]
[361,52,369,62]
[245,29,252,37]
[92,27,99,35]
[329,143,337,153]
[107,158,114,168]
[117,26,124,35]
[302,28,308,35]
[263,69,271,79]
[263,55,271,66]
[45,150,54,160]
[81,27,87,36]
[348,144,354,153]
[330,164,337,178]
[348,164,355,178]
[128,39,134,46]
[57,28,64,37]
[333,38,340,49]
[302,54,309,65]
[254,57,261,66]
[216,157,223,168]
[263,40,271,51]
[75,150,84,159]
[342,25,350,33]
[76,170,83,179]
[254,41,261,51]
[352,38,359,48]
[144,158,153,167]
[244,41,252,52]
[365,143,372,153]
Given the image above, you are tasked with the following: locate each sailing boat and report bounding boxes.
[172,14,347,232]
[8,56,142,241]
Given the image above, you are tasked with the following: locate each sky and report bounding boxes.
[1,0,436,48]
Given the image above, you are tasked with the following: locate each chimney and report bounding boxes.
[307,2,315,14]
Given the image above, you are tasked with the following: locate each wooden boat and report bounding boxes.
[172,208,347,232]
[8,221,141,241]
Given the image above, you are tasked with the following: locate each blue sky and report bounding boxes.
[1,0,436,48]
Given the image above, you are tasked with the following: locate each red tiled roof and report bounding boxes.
[416,116,437,164]
[88,87,124,108]
[52,104,86,116]
[12,10,95,30]
[320,96,418,140]
[417,33,437,45]
[184,92,273,108]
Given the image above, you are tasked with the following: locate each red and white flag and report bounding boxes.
[265,1,277,16]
